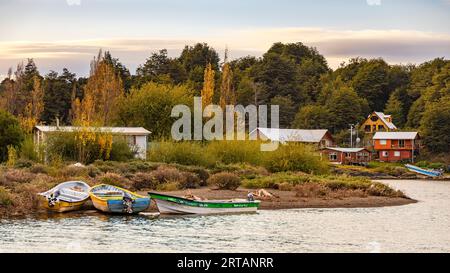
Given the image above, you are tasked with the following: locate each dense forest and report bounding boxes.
[0,42,449,156]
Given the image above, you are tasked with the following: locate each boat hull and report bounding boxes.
[38,181,90,213]
[149,193,260,215]
[405,164,442,178]
[90,185,151,214]
[40,196,87,212]
[154,199,259,214]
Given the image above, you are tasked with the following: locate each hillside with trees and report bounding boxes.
[0,42,449,157]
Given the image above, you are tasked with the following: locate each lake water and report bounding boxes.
[0,180,449,253]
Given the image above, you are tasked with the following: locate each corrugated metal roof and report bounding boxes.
[323,147,367,153]
[250,128,329,143]
[374,112,397,130]
[373,132,418,140]
[35,126,151,135]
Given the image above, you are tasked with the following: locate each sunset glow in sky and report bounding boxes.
[0,0,449,78]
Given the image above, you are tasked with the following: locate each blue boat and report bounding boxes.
[90,184,151,214]
[405,164,443,178]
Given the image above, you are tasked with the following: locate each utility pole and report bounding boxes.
[349,124,354,148]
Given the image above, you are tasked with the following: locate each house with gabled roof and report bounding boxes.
[372,132,420,163]
[361,112,397,134]
[34,126,151,159]
[320,147,371,165]
[249,128,335,148]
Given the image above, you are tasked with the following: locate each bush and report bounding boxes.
[0,186,13,206]
[60,165,89,178]
[29,164,50,174]
[428,162,445,170]
[0,110,25,162]
[96,172,130,188]
[173,165,210,186]
[86,165,102,178]
[147,141,215,167]
[242,172,309,189]
[15,159,34,169]
[295,183,329,197]
[19,136,39,162]
[262,144,329,174]
[131,172,157,190]
[3,169,34,183]
[366,182,405,197]
[151,166,184,184]
[178,172,201,189]
[156,181,179,191]
[206,141,262,165]
[207,172,241,190]
[109,140,135,162]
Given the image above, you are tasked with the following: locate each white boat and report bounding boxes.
[38,181,91,212]
[149,192,261,215]
[405,164,443,178]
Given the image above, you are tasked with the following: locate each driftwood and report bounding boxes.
[184,190,207,201]
[253,189,279,199]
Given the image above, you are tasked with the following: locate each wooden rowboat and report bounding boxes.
[148,192,261,215]
[90,184,150,214]
[38,181,90,212]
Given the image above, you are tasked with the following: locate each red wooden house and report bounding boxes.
[321,147,371,165]
[372,132,420,163]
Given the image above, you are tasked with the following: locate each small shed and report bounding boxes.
[249,128,335,148]
[34,126,151,159]
[321,147,371,165]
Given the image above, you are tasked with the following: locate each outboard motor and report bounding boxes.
[247,192,254,202]
[47,193,57,207]
[122,196,134,214]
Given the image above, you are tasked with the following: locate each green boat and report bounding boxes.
[148,192,261,215]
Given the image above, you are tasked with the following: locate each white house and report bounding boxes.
[34,126,151,159]
[249,128,335,148]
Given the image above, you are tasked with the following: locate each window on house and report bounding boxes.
[380,140,387,145]
[329,153,337,161]
[382,151,389,157]
[126,135,136,146]
[365,125,371,132]
[344,152,351,158]
[394,151,401,157]
[399,140,405,148]
[378,125,385,131]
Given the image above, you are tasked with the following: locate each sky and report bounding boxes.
[0,0,449,78]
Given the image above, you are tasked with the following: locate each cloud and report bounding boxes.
[66,0,81,6]
[0,28,448,76]
[366,0,381,6]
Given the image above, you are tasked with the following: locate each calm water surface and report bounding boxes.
[0,180,449,253]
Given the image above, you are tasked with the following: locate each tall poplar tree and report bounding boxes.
[201,63,215,110]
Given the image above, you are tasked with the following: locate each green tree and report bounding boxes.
[179,43,220,91]
[0,110,25,162]
[270,96,296,128]
[351,59,391,111]
[292,105,332,129]
[115,82,194,139]
[103,51,132,92]
[136,49,187,87]
[420,98,450,153]
[41,69,77,124]
[326,86,369,133]
[384,88,409,128]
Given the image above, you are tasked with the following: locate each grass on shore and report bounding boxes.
[147,141,330,175]
[0,158,408,217]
